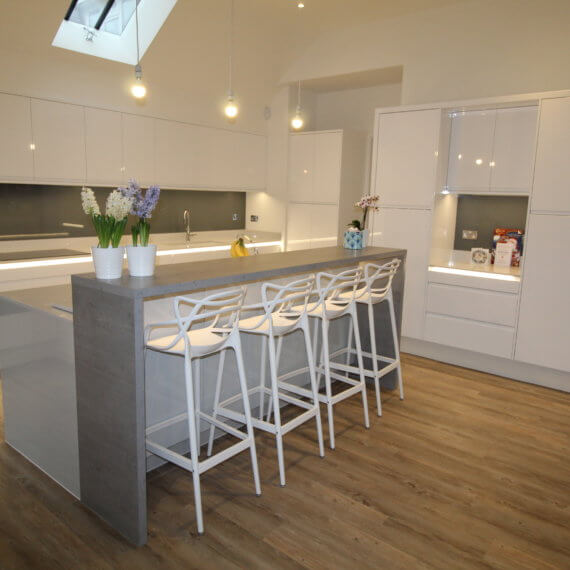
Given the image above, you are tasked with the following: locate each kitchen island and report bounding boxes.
[1,246,406,546]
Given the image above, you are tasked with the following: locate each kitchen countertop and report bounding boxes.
[72,246,407,299]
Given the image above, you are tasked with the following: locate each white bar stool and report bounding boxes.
[144,287,261,535]
[301,267,370,450]
[208,276,324,487]
[338,259,403,416]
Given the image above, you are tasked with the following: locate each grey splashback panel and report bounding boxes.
[454,195,529,250]
[0,184,245,240]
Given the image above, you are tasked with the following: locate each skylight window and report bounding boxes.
[52,0,177,65]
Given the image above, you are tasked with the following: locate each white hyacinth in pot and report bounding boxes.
[81,187,134,279]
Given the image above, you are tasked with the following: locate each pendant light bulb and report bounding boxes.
[130,64,147,99]
[297,1,305,7]
[224,92,239,118]
[291,105,304,130]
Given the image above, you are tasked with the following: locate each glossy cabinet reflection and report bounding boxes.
[0,93,34,181]
[447,110,495,190]
[286,203,339,250]
[447,107,537,192]
[122,114,155,186]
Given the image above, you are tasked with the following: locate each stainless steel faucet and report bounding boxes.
[184,209,192,246]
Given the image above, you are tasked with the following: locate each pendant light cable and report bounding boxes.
[135,1,140,67]
[224,0,238,118]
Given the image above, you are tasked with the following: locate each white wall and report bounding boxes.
[314,83,402,134]
[282,0,570,105]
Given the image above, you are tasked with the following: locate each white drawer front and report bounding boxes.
[425,313,514,358]
[426,283,518,327]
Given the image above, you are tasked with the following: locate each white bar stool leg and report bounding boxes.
[194,359,201,446]
[321,319,336,450]
[207,349,226,457]
[345,316,353,372]
[351,305,370,429]
[267,333,286,486]
[367,300,382,416]
[184,356,204,534]
[388,292,404,400]
[302,319,325,458]
[232,335,262,496]
[258,335,267,420]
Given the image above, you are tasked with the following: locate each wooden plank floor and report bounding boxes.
[1,354,569,569]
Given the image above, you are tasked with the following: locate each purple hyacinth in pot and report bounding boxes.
[120,179,161,277]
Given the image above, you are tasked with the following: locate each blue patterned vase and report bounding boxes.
[343,230,364,250]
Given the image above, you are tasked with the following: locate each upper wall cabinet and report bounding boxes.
[447,107,537,193]
[31,99,86,183]
[85,108,123,186]
[531,97,570,213]
[289,131,342,203]
[447,110,495,190]
[490,107,537,192]
[373,109,441,208]
[122,114,155,186]
[155,120,199,188]
[0,94,34,181]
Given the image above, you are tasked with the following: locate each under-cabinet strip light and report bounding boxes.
[428,265,519,282]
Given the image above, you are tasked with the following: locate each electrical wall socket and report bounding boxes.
[250,215,259,222]
[232,213,239,221]
[462,229,478,240]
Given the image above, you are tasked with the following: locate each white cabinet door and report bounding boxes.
[531,97,570,213]
[313,132,342,203]
[0,93,34,181]
[371,207,432,339]
[232,132,266,189]
[286,202,312,250]
[122,114,155,186]
[310,204,339,248]
[31,99,86,182]
[85,108,123,185]
[515,214,570,373]
[155,119,200,188]
[288,134,314,202]
[374,109,440,208]
[447,110,495,190]
[490,107,537,192]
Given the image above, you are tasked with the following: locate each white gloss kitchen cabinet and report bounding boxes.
[370,108,443,339]
[85,108,124,185]
[286,130,365,251]
[447,106,537,193]
[372,108,442,208]
[31,99,86,183]
[0,93,34,181]
[515,96,570,375]
[0,92,267,191]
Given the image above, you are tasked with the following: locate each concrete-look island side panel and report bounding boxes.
[71,247,406,545]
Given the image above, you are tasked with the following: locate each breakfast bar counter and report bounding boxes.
[72,246,406,545]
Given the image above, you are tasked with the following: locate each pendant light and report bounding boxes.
[130,2,147,99]
[224,0,238,119]
[291,80,304,130]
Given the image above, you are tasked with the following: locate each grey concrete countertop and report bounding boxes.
[72,246,407,299]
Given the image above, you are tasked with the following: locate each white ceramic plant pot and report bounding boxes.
[126,244,157,277]
[91,246,125,280]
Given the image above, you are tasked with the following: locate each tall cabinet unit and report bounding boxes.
[0,93,34,181]
[515,96,570,376]
[286,130,365,251]
[370,108,443,339]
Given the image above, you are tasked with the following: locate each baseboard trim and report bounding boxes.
[401,337,569,393]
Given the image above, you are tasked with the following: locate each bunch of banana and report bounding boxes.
[230,237,249,257]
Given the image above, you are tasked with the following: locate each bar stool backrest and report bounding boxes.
[362,258,401,301]
[316,267,362,318]
[241,276,315,332]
